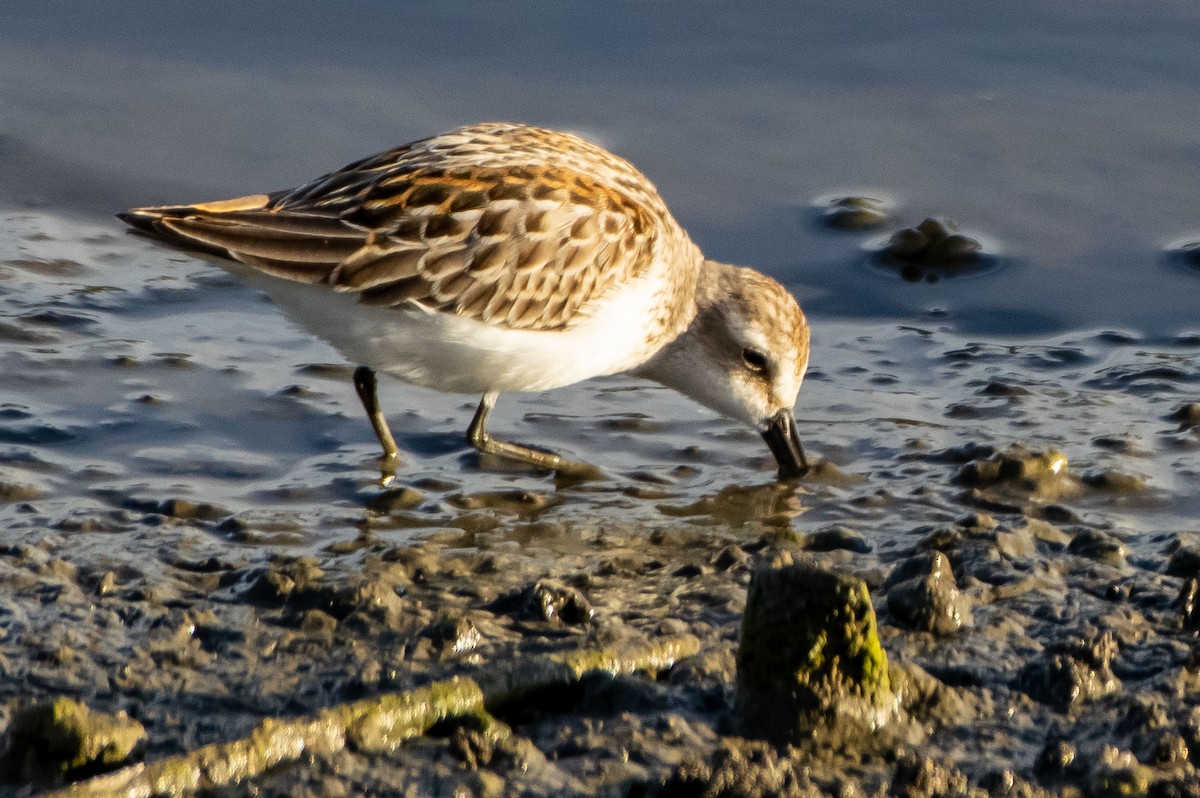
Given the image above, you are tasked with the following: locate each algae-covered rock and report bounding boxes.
[956,445,1068,485]
[736,562,893,746]
[955,444,1080,501]
[155,498,229,521]
[6,697,144,780]
[1148,731,1189,766]
[531,581,593,624]
[423,613,483,658]
[240,555,324,604]
[292,576,409,632]
[366,485,425,513]
[447,718,526,772]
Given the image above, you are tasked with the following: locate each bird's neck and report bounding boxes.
[631,254,728,378]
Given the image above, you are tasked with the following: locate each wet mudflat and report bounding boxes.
[2,211,1200,795]
[5,1,1200,794]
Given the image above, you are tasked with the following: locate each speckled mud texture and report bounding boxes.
[1,212,1199,796]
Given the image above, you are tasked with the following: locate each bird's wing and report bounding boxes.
[120,139,661,332]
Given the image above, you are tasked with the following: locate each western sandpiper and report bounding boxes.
[120,123,811,482]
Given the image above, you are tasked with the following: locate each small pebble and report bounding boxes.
[1068,530,1128,568]
[805,525,872,553]
[1082,470,1147,493]
[1176,240,1200,268]
[1170,401,1200,429]
[819,195,890,231]
[1166,543,1200,578]
[1036,737,1077,777]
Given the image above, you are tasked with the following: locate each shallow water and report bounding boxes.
[2,209,1197,564]
[2,0,1200,552]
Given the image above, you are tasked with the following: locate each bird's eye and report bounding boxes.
[742,347,770,374]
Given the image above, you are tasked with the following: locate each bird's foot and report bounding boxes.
[473,438,604,482]
[376,451,401,487]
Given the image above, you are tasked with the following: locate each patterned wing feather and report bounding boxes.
[121,124,667,332]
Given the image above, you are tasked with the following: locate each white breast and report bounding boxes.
[218,259,671,395]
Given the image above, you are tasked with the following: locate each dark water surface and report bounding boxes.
[5,2,1200,329]
[1,2,1198,548]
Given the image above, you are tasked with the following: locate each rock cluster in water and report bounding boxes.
[879,217,986,281]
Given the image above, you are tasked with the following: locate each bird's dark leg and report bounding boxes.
[466,391,600,478]
[353,366,401,485]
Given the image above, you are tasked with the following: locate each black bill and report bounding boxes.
[761,409,809,479]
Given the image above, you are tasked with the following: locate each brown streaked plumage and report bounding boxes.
[120,122,811,482]
[124,126,675,334]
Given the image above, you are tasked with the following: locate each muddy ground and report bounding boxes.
[5,465,1200,797]
[2,274,1200,795]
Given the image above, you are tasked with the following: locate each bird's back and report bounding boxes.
[120,123,704,393]
[123,124,699,331]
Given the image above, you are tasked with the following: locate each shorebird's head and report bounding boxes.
[638,260,810,478]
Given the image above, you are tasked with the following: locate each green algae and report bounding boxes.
[7,697,145,780]
[43,636,698,798]
[736,563,893,746]
[344,676,486,754]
